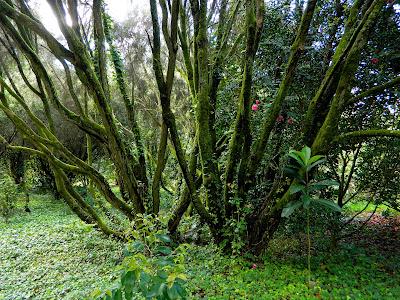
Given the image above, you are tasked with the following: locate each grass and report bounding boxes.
[344,199,399,215]
[1,195,399,299]
[0,194,124,300]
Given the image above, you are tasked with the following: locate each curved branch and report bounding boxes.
[0,136,44,157]
[0,35,42,97]
[347,76,400,106]
[336,129,400,143]
[248,0,317,179]
[0,0,75,62]
[343,197,373,226]
[0,14,107,141]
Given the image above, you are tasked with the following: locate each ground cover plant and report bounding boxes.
[1,195,399,299]
[0,0,399,299]
[0,195,124,300]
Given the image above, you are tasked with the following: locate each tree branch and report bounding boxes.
[347,76,400,106]
[336,129,400,143]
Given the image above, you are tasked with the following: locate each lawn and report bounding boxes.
[1,195,399,299]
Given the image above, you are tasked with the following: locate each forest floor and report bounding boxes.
[0,195,399,299]
[0,195,124,300]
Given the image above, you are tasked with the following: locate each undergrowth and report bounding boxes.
[1,195,399,299]
[0,195,124,300]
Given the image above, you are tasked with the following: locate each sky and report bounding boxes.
[35,0,148,37]
[105,0,148,22]
[31,1,400,39]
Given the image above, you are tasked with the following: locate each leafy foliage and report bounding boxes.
[283,146,341,217]
[0,166,18,221]
[222,197,251,256]
[185,243,400,299]
[282,146,341,283]
[0,0,399,299]
[0,195,124,300]
[92,214,188,300]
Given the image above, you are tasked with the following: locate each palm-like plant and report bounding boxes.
[282,146,341,284]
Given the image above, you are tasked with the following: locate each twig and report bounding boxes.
[340,203,378,240]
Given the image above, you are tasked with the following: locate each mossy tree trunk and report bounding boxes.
[0,0,147,234]
[149,0,215,230]
[247,0,386,254]
[0,0,397,255]
[224,0,265,218]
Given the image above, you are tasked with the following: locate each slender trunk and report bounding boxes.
[224,0,264,216]
[192,0,224,229]
[168,140,198,233]
[247,0,317,184]
[152,122,168,214]
[307,208,311,283]
[103,12,148,194]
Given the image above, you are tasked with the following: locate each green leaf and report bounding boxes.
[157,270,168,280]
[284,167,299,178]
[307,158,327,172]
[155,245,172,255]
[159,283,169,298]
[123,248,133,257]
[140,271,151,285]
[308,154,325,165]
[167,283,181,299]
[155,257,175,267]
[281,200,303,218]
[155,234,172,243]
[289,183,305,194]
[167,286,179,299]
[174,282,187,298]
[302,194,311,208]
[309,180,339,192]
[313,198,342,212]
[145,283,161,298]
[121,271,135,299]
[289,151,306,168]
[138,274,151,294]
[90,289,103,298]
[131,241,145,252]
[297,147,311,165]
[111,288,122,300]
[302,146,312,163]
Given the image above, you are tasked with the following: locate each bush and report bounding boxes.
[92,214,188,300]
[0,172,18,221]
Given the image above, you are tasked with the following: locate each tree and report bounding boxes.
[0,0,399,255]
[0,0,145,237]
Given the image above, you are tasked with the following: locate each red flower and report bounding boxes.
[255,100,261,105]
[251,104,259,111]
[276,115,284,123]
[371,58,379,64]
[251,264,257,269]
[287,117,294,125]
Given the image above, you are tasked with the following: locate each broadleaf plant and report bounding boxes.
[282,146,341,285]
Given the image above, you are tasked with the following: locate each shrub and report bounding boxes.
[92,214,188,300]
[0,172,18,221]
